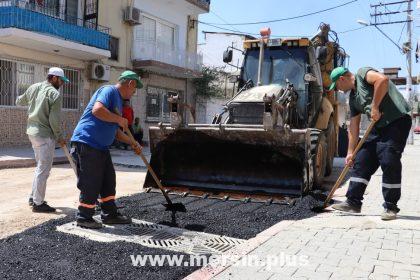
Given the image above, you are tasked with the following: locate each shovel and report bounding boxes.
[122,127,187,213]
[60,143,77,175]
[311,120,377,212]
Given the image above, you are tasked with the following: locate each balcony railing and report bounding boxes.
[133,40,203,72]
[0,0,110,50]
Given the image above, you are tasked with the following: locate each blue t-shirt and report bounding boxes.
[71,86,123,150]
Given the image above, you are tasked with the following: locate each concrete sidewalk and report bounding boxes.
[187,135,420,280]
[0,145,150,169]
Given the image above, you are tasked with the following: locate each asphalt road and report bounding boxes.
[0,192,321,280]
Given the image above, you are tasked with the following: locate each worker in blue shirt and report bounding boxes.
[71,71,143,229]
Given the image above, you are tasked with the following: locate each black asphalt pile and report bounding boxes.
[119,192,319,239]
[0,193,322,280]
[0,216,199,280]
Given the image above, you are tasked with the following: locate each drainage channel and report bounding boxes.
[57,218,245,256]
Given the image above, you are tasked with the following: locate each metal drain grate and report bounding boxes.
[57,218,245,255]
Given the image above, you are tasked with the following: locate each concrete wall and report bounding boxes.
[97,0,133,71]
[196,97,227,124]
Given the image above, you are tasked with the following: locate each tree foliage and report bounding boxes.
[193,66,225,98]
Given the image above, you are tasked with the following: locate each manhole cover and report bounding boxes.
[57,218,245,255]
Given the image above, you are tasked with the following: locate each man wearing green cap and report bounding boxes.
[16,67,69,213]
[70,70,143,228]
[329,66,411,220]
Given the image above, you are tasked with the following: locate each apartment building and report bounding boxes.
[0,0,209,146]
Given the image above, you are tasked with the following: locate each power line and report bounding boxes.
[199,21,307,38]
[209,10,243,34]
[337,26,367,34]
[200,0,358,26]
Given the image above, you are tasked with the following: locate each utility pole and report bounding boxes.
[406,0,414,144]
[370,0,415,144]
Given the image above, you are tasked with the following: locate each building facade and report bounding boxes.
[129,0,208,142]
[0,0,209,147]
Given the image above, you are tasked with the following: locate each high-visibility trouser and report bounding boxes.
[70,142,118,220]
[346,115,411,212]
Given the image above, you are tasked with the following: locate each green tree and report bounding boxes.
[193,66,225,98]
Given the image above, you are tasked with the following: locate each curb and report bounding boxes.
[0,156,68,169]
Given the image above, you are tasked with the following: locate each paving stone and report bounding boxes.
[338,255,361,266]
[393,263,420,273]
[367,272,392,280]
[378,249,397,261]
[316,264,336,273]
[293,268,331,279]
[411,271,420,279]
[382,240,398,250]
[261,264,298,276]
[310,255,341,267]
[213,266,274,280]
[363,247,380,259]
[374,264,394,275]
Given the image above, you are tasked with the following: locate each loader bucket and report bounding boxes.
[143,124,311,197]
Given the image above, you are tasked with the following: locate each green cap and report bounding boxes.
[329,67,349,90]
[118,70,143,89]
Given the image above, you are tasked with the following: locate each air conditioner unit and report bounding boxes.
[91,63,110,81]
[124,6,141,25]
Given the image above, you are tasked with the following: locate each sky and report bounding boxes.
[197,0,419,78]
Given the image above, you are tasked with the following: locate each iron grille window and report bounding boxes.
[146,86,180,122]
[0,59,17,106]
[0,58,81,109]
[62,69,80,109]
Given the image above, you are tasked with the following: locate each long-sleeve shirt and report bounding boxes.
[16,81,63,140]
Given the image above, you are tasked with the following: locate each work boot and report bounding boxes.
[381,209,397,221]
[331,200,361,213]
[28,197,34,206]
[102,213,132,225]
[32,202,56,213]
[77,218,103,229]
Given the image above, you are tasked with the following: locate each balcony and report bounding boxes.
[185,0,210,12]
[0,1,110,60]
[133,41,203,79]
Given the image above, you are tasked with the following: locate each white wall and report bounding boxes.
[198,33,246,72]
[134,0,202,51]
[196,97,227,124]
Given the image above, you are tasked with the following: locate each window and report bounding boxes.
[62,69,80,109]
[17,63,35,96]
[28,0,66,19]
[109,36,119,61]
[136,15,176,49]
[0,60,17,106]
[146,86,180,122]
[0,58,81,109]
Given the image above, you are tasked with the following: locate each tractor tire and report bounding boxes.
[312,132,328,189]
[311,131,327,189]
[325,117,336,176]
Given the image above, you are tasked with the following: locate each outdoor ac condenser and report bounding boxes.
[124,6,142,25]
[90,63,110,81]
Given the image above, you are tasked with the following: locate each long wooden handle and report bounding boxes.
[61,144,77,175]
[323,120,377,207]
[123,128,173,205]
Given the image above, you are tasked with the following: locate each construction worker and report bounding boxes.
[16,67,68,213]
[329,67,411,220]
[70,70,142,229]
